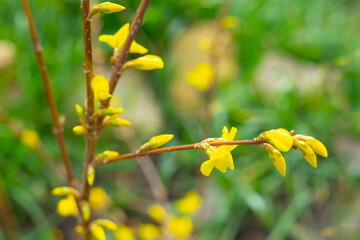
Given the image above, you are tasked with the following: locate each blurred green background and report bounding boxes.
[1,0,360,239]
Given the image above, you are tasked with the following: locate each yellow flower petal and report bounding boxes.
[200,159,215,176]
[115,225,135,240]
[295,140,317,168]
[138,224,160,240]
[168,216,193,239]
[148,204,166,222]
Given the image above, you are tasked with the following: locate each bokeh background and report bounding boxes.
[1,0,360,239]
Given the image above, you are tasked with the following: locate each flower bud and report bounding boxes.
[73,125,87,136]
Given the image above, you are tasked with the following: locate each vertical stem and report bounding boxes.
[21,0,75,185]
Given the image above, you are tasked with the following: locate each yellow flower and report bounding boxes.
[90,224,106,240]
[148,204,166,222]
[99,23,148,54]
[73,125,87,136]
[263,143,286,176]
[200,127,237,176]
[56,195,78,217]
[129,54,164,70]
[92,2,126,14]
[186,63,215,91]
[91,75,112,102]
[168,216,193,239]
[138,224,160,240]
[176,190,202,215]
[115,225,135,240]
[89,187,108,209]
[258,128,293,152]
[20,129,40,150]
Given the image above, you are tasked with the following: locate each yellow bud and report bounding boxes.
[92,75,112,102]
[148,134,174,149]
[109,118,131,127]
[73,125,87,136]
[90,224,106,240]
[186,63,215,91]
[263,143,286,176]
[128,54,164,70]
[87,166,95,186]
[102,107,124,116]
[96,150,119,160]
[221,16,238,29]
[75,104,84,119]
[96,2,126,14]
[52,187,79,197]
[176,190,202,215]
[138,224,160,240]
[294,134,328,157]
[82,201,91,222]
[294,139,317,168]
[94,219,117,231]
[115,225,134,240]
[259,128,293,152]
[148,204,166,222]
[20,129,40,150]
[168,216,193,239]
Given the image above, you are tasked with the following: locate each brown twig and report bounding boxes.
[94,139,266,167]
[21,0,75,185]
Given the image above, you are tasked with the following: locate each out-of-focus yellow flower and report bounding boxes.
[168,216,193,239]
[87,166,95,186]
[73,125,87,136]
[90,224,106,240]
[294,134,328,158]
[89,187,108,209]
[92,75,112,102]
[221,16,238,29]
[263,143,286,176]
[51,186,79,197]
[128,54,164,70]
[92,2,126,14]
[176,190,202,215]
[115,225,135,240]
[186,63,215,91]
[99,23,148,54]
[96,150,119,160]
[148,204,166,222]
[20,129,40,150]
[200,127,237,176]
[56,195,78,217]
[258,128,293,152]
[138,224,160,240]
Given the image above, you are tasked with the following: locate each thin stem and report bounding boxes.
[21,0,75,185]
[95,139,267,167]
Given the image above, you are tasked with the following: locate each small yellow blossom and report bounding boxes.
[168,216,193,239]
[89,187,108,209]
[176,190,202,215]
[56,195,78,217]
[221,16,238,29]
[148,204,166,222]
[90,224,106,240]
[20,129,40,150]
[99,23,148,54]
[96,150,119,160]
[92,75,112,102]
[200,127,237,176]
[186,63,215,91]
[73,125,87,136]
[138,224,160,240]
[92,2,126,14]
[115,225,135,240]
[263,143,286,176]
[258,128,293,152]
[128,54,164,70]
[51,186,79,197]
[87,166,95,186]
